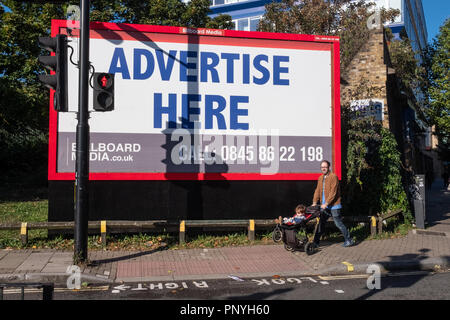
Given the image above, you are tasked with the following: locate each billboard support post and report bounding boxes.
[74,0,90,264]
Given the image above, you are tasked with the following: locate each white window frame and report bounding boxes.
[232,16,262,31]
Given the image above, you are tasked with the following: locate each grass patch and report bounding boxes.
[321,218,414,243]
[370,217,414,240]
[0,199,48,248]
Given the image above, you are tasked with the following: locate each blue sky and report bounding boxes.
[422,0,450,42]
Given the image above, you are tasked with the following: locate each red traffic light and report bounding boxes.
[96,73,112,89]
[93,73,114,112]
[101,76,107,88]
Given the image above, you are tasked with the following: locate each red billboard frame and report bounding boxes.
[48,19,341,181]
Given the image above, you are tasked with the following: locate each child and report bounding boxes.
[277,205,307,225]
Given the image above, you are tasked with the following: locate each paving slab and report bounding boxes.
[0,251,8,261]
[16,252,54,273]
[0,251,32,271]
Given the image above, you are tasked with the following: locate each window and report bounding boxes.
[211,0,252,7]
[250,18,260,31]
[211,0,244,6]
[210,0,225,6]
[233,16,262,31]
[238,18,249,31]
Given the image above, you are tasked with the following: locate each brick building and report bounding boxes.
[341,26,441,183]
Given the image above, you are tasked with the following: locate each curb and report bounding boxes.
[3,256,448,285]
[0,272,115,286]
[411,229,450,237]
[317,256,450,276]
[114,270,321,283]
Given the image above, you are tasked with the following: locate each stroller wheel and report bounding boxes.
[272,226,283,243]
[298,242,305,252]
[284,243,295,252]
[305,242,317,255]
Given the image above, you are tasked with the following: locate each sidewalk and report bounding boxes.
[1,180,449,286]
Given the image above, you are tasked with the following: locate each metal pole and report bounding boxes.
[74,0,90,263]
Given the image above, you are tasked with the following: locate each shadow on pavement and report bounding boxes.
[88,245,169,266]
[425,186,450,229]
[357,249,450,300]
[225,288,293,300]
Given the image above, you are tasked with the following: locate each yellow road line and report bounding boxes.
[1,286,110,295]
[318,274,369,281]
[341,261,354,272]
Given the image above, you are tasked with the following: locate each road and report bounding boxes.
[1,270,449,301]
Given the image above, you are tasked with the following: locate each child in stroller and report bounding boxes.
[272,205,322,255]
[276,204,307,225]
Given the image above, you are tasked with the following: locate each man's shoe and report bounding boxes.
[342,240,354,247]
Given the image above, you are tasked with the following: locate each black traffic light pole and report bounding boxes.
[74,0,90,263]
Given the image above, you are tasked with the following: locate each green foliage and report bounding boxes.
[86,0,233,28]
[0,1,233,185]
[378,128,411,217]
[0,126,48,185]
[0,199,48,248]
[259,0,399,71]
[342,105,412,222]
[419,19,450,161]
[0,1,64,131]
[388,37,421,96]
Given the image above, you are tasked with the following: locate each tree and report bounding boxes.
[387,34,421,95]
[0,0,232,130]
[0,0,233,184]
[420,19,450,162]
[0,1,63,131]
[341,80,411,220]
[259,0,399,71]
[88,0,233,29]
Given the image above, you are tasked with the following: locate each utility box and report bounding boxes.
[412,174,426,229]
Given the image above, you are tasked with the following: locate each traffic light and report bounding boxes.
[38,34,68,112]
[93,73,114,112]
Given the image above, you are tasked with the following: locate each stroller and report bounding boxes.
[272,205,325,255]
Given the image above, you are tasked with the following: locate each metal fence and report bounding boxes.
[0,283,54,300]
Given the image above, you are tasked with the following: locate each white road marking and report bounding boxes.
[131,283,148,291]
[113,284,131,291]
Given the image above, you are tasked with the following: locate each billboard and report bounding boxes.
[49,20,341,181]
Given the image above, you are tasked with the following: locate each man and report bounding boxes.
[442,168,449,190]
[312,160,354,247]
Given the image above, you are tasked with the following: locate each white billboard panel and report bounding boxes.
[49,21,341,180]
